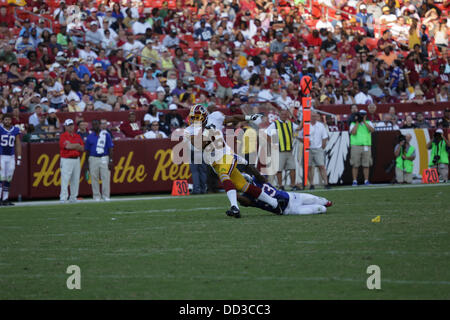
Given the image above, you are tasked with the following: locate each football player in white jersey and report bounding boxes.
[183,104,286,218]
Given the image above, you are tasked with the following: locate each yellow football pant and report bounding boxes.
[212,154,250,192]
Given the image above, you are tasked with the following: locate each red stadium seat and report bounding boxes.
[17,58,29,67]
[191,41,203,49]
[181,34,193,42]
[113,85,124,96]
[34,72,44,81]
[168,0,176,9]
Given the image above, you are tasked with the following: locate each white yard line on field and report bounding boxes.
[5,182,449,208]
[112,207,224,214]
[0,272,448,286]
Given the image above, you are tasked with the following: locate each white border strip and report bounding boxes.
[6,183,449,207]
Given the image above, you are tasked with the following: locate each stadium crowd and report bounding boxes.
[0,0,448,143]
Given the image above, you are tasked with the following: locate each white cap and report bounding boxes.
[436,128,444,134]
[139,97,149,105]
[220,12,229,18]
[156,86,165,93]
[94,62,102,68]
[146,39,154,44]
[360,4,367,10]
[188,76,195,81]
[169,103,177,110]
[12,87,21,93]
[64,119,74,126]
[247,61,254,67]
[359,109,367,114]
[40,97,48,103]
[48,108,57,113]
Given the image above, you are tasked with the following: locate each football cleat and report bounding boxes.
[325,201,333,207]
[226,206,241,218]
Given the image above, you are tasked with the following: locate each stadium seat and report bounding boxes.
[17,57,29,67]
[191,41,203,49]
[34,72,44,81]
[113,85,124,96]
[181,34,193,42]
[168,0,176,9]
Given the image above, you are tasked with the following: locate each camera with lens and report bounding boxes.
[432,155,441,165]
[352,112,363,122]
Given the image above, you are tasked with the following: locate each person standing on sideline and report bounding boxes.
[0,114,22,206]
[59,119,84,203]
[265,110,301,190]
[394,133,416,184]
[300,112,330,190]
[85,119,114,201]
[426,128,449,183]
[349,109,375,186]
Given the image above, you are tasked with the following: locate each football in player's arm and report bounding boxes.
[0,114,22,206]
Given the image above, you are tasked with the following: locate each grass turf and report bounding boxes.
[0,184,449,299]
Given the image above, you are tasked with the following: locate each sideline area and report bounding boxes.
[6,182,449,208]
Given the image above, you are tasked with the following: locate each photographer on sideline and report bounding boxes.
[394,134,416,184]
[426,129,449,183]
[349,109,375,186]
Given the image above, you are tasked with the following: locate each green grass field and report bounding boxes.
[0,184,449,300]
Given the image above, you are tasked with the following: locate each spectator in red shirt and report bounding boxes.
[91,62,106,84]
[305,29,322,48]
[119,111,144,138]
[59,118,84,203]
[0,6,15,28]
[214,54,234,104]
[377,30,394,51]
